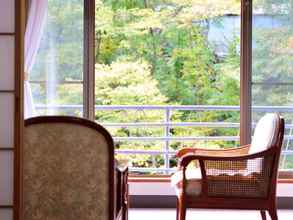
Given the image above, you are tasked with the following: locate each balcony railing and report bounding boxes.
[35,104,293,173]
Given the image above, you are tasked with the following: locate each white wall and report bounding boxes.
[129,182,293,197]
[0,0,16,219]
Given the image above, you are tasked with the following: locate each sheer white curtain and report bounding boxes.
[24,0,48,118]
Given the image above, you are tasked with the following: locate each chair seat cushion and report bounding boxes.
[171,168,263,197]
[171,168,202,196]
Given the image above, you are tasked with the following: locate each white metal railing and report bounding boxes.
[35,104,293,173]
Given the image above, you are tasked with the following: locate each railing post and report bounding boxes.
[165,108,171,174]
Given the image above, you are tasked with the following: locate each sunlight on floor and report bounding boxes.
[129,209,293,220]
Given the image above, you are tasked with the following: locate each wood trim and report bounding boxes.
[25,116,113,144]
[83,0,95,120]
[14,0,25,219]
[179,147,277,163]
[278,179,293,184]
[279,170,293,180]
[128,175,293,183]
[0,90,15,92]
[0,205,14,209]
[0,148,14,151]
[240,0,252,146]
[0,33,15,35]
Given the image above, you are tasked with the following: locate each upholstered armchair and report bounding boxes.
[23,116,115,220]
[171,113,284,220]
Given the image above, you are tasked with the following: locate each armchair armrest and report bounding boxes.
[179,146,276,168]
[176,145,251,158]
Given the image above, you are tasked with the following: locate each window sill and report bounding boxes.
[129,174,293,183]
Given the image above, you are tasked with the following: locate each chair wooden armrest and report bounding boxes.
[176,144,251,158]
[179,147,276,166]
[179,147,276,169]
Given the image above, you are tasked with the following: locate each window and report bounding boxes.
[94,0,240,174]
[30,0,293,175]
[30,0,84,116]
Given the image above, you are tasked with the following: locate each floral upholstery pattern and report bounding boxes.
[23,122,112,220]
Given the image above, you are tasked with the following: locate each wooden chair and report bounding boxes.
[171,113,285,220]
[23,116,115,220]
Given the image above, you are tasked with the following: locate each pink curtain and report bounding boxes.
[24,0,48,118]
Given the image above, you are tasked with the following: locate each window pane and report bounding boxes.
[32,83,83,116]
[95,0,241,174]
[282,155,293,170]
[30,0,84,116]
[252,0,293,170]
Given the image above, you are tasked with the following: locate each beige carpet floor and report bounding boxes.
[129,209,293,220]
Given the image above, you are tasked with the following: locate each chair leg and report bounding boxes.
[178,205,186,220]
[260,210,267,220]
[268,207,278,220]
[176,198,179,220]
[177,196,186,220]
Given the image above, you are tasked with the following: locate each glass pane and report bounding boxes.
[95,0,241,174]
[0,94,14,149]
[252,84,293,106]
[0,36,14,90]
[282,155,293,170]
[30,0,84,116]
[252,0,293,170]
[115,153,166,175]
[0,0,14,33]
[0,151,13,205]
[32,83,83,116]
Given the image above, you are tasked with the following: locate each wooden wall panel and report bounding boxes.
[0,37,15,90]
[0,0,14,33]
[0,0,23,219]
[0,94,14,149]
[0,209,13,220]
[0,152,14,205]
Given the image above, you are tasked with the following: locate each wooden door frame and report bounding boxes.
[14,0,25,219]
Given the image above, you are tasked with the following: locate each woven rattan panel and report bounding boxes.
[204,156,273,198]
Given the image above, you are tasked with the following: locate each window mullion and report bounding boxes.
[240,0,252,145]
[83,0,95,120]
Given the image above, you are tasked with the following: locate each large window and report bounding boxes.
[252,0,293,170]
[30,0,293,175]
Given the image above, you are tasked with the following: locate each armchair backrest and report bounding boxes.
[23,116,114,220]
[248,113,284,198]
[249,113,282,154]
[203,113,284,198]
